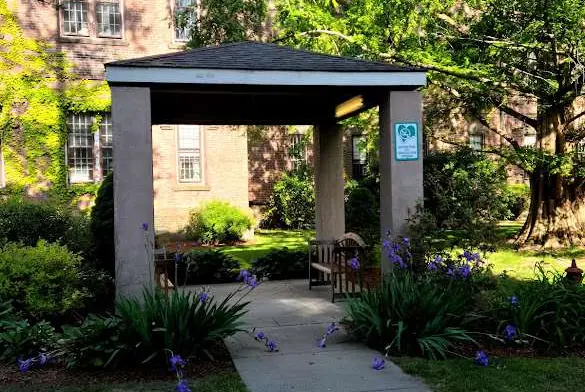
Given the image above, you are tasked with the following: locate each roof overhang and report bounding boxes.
[106,66,427,87]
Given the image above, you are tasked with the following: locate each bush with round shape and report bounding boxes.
[0,241,89,317]
[262,173,315,229]
[183,200,253,245]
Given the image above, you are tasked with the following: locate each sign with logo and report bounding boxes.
[394,122,419,161]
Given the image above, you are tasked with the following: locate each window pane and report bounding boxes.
[97,1,122,37]
[523,134,536,147]
[62,1,88,35]
[469,134,483,151]
[177,126,202,183]
[67,114,94,182]
[175,0,196,41]
[100,114,113,176]
[352,135,366,163]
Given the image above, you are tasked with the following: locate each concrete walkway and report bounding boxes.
[206,280,430,392]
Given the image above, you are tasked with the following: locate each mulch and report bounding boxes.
[0,341,236,387]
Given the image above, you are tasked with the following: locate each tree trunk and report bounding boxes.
[517,109,585,248]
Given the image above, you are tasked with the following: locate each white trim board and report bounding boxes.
[106,66,427,87]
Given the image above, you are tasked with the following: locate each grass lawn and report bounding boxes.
[394,357,585,392]
[221,229,313,269]
[3,373,248,392]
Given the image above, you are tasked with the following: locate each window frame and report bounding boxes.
[176,125,204,184]
[66,113,113,184]
[99,114,114,177]
[66,113,95,183]
[351,134,367,180]
[469,133,484,151]
[288,133,308,172]
[173,0,197,42]
[96,0,124,39]
[61,0,90,37]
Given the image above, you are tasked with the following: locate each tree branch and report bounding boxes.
[498,105,537,129]
[565,111,585,127]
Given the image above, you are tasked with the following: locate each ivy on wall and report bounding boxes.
[0,1,111,204]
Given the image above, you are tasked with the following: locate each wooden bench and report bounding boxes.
[308,232,368,302]
[154,247,174,295]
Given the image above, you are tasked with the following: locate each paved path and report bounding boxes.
[206,280,431,392]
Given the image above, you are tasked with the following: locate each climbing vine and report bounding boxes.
[0,1,111,204]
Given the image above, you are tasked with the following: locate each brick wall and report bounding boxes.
[12,0,182,80]
[153,125,249,233]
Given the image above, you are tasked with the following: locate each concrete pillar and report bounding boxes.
[313,122,345,241]
[379,91,423,273]
[111,86,154,299]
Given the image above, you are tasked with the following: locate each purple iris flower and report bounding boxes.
[267,340,277,352]
[372,356,385,370]
[198,292,209,304]
[382,240,391,250]
[169,354,186,371]
[402,237,410,246]
[176,379,192,392]
[174,253,183,263]
[18,358,33,373]
[255,331,265,340]
[247,277,259,288]
[317,337,327,348]
[447,266,455,277]
[509,295,519,307]
[141,222,149,231]
[427,261,439,271]
[38,353,49,366]
[459,264,471,279]
[326,323,339,336]
[238,270,250,281]
[504,324,517,341]
[349,257,360,270]
[474,350,489,366]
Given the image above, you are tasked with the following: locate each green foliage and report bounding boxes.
[0,197,70,246]
[345,270,475,359]
[486,266,585,351]
[0,241,88,317]
[185,0,267,48]
[90,172,115,273]
[251,247,308,280]
[183,249,240,284]
[116,288,249,364]
[0,306,59,362]
[502,183,530,220]
[345,186,378,243]
[409,148,509,251]
[60,314,126,369]
[184,201,253,245]
[262,173,315,229]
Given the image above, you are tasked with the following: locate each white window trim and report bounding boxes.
[60,0,90,37]
[96,0,124,39]
[172,0,199,43]
[176,125,204,184]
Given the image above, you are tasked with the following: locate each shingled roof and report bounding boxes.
[107,41,419,73]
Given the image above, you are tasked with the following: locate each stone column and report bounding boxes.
[111,86,154,299]
[313,122,345,241]
[379,91,423,273]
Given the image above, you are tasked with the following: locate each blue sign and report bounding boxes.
[394,123,419,161]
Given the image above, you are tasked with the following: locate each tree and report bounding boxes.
[276,0,585,247]
[181,0,267,48]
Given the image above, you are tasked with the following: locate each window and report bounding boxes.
[289,133,308,172]
[100,114,113,176]
[66,113,112,183]
[352,135,367,180]
[523,133,537,147]
[174,0,196,42]
[576,140,585,159]
[469,134,484,151]
[177,125,203,183]
[62,1,89,36]
[97,1,122,37]
[67,114,94,182]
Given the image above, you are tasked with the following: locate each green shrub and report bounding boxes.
[345,186,379,244]
[502,183,530,220]
[0,241,89,317]
[184,200,253,245]
[251,248,308,280]
[0,197,70,246]
[345,270,475,359]
[0,314,59,362]
[183,249,240,284]
[116,288,248,364]
[262,173,315,229]
[90,172,115,273]
[60,314,126,369]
